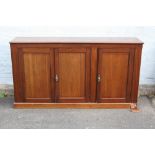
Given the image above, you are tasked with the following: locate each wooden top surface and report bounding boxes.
[10,37,143,44]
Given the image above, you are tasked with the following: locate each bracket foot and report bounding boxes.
[130,103,140,112]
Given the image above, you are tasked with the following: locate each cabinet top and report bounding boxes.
[10,37,143,44]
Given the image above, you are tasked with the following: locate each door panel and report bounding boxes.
[55,48,90,102]
[20,48,54,102]
[97,48,134,103]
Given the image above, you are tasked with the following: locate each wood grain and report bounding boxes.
[10,37,143,44]
[10,45,23,102]
[14,102,131,109]
[55,48,90,102]
[90,47,97,102]
[97,48,133,103]
[131,45,143,103]
[20,48,54,102]
[10,38,143,109]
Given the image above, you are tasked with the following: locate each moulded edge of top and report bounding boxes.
[10,37,144,44]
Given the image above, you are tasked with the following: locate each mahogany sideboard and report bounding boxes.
[10,37,143,111]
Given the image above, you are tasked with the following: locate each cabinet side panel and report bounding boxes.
[126,49,135,102]
[131,45,143,103]
[10,44,24,102]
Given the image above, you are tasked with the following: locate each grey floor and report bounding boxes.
[0,96,155,129]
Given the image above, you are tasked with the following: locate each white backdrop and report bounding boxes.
[0,26,155,84]
[0,0,155,155]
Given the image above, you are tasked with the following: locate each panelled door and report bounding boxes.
[54,48,90,103]
[19,47,54,102]
[97,48,134,103]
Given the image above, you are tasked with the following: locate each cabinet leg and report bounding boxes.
[130,103,140,112]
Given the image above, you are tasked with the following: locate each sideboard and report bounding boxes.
[10,37,143,111]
